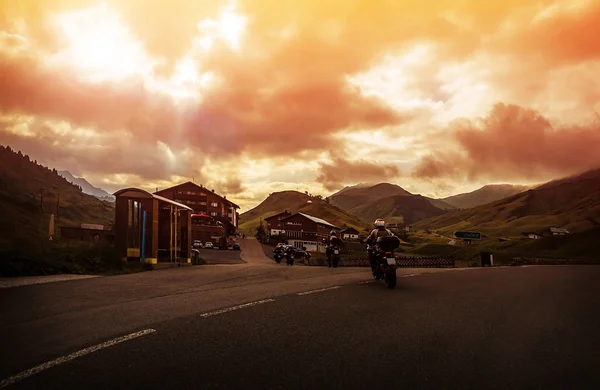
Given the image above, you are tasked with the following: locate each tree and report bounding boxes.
[325,197,330,204]
[255,220,266,242]
[316,195,323,200]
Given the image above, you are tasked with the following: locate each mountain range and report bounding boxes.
[58,171,114,201]
[239,191,370,234]
[441,184,530,209]
[414,168,600,237]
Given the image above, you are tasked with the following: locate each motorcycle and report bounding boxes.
[285,248,295,266]
[328,237,343,268]
[368,236,401,289]
[273,246,284,264]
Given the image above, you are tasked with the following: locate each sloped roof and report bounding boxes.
[154,181,240,209]
[114,188,193,211]
[264,211,292,221]
[295,212,338,229]
[340,227,359,234]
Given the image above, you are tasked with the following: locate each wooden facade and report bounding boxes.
[265,211,292,235]
[114,188,192,264]
[155,182,240,236]
[279,212,338,252]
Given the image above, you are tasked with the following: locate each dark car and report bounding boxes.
[232,243,241,251]
[288,247,310,259]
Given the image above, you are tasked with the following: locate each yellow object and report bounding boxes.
[127,248,140,257]
[187,258,191,264]
[144,258,157,264]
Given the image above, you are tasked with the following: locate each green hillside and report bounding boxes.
[414,168,600,238]
[0,145,127,276]
[239,191,370,234]
[442,184,530,209]
[329,183,451,224]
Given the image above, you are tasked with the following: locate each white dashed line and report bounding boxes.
[358,280,375,284]
[199,299,275,318]
[400,274,419,278]
[297,286,341,296]
[0,329,156,389]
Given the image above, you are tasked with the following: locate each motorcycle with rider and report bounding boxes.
[366,219,400,289]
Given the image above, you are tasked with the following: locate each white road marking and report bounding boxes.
[199,299,275,318]
[400,274,419,278]
[358,280,375,284]
[0,329,156,389]
[297,286,342,296]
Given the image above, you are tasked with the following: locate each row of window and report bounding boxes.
[177,190,207,196]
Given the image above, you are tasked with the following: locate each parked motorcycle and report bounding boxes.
[368,236,401,289]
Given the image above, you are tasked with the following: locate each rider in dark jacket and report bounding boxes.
[366,219,394,275]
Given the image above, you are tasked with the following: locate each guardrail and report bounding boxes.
[509,257,600,266]
[305,256,455,268]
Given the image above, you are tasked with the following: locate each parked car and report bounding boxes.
[232,243,241,251]
[192,240,203,249]
[204,242,214,249]
[289,247,311,259]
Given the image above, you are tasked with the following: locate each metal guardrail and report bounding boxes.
[305,256,456,268]
[509,257,600,266]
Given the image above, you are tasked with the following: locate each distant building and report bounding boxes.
[265,210,292,236]
[522,232,543,240]
[549,227,570,235]
[340,227,360,241]
[279,212,338,253]
[60,225,114,243]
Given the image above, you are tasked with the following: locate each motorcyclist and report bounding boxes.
[366,219,394,276]
[325,230,342,267]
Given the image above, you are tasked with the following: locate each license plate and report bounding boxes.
[334,250,339,254]
[386,257,396,266]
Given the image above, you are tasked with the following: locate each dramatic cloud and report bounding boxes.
[413,103,600,181]
[317,158,401,191]
[1,0,600,208]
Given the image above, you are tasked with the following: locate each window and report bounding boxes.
[210,212,218,217]
[210,202,219,207]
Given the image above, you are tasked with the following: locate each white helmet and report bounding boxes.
[374,219,385,228]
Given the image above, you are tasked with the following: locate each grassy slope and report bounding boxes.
[0,145,114,250]
[329,183,452,223]
[414,170,600,238]
[442,184,530,209]
[239,190,370,234]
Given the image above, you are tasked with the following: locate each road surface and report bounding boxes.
[1,239,599,389]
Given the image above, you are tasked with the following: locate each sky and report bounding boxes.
[1,0,599,211]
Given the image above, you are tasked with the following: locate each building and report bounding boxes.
[154,182,240,237]
[522,232,543,240]
[265,210,292,236]
[550,227,570,235]
[340,227,359,241]
[279,212,338,253]
[60,224,115,243]
[191,213,225,244]
[114,188,192,264]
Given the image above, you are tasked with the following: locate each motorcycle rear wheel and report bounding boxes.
[384,267,397,289]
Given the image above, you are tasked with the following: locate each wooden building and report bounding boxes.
[279,212,338,253]
[114,188,192,264]
[154,182,240,237]
[265,210,292,236]
[60,225,115,243]
[340,227,360,241]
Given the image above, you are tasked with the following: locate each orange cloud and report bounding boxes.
[317,158,401,191]
[413,103,600,181]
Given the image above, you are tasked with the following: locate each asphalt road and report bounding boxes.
[2,240,599,389]
[195,248,245,264]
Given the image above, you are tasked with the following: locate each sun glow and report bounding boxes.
[49,3,155,83]
[45,3,244,103]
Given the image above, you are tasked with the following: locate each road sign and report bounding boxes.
[453,231,481,240]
